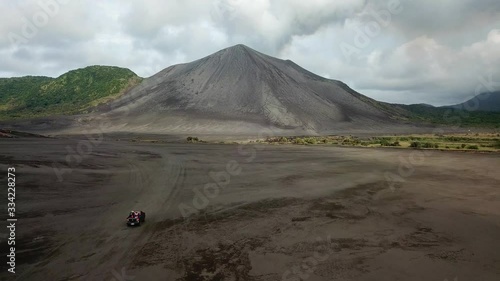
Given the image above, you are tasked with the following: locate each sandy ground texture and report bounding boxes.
[0,136,499,280]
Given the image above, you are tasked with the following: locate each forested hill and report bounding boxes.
[0,66,142,120]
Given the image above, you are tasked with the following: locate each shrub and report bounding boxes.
[461,144,466,148]
[493,140,500,149]
[381,140,401,147]
[410,141,421,148]
[467,145,479,150]
[266,137,279,143]
[294,138,306,145]
[422,142,435,148]
[305,137,317,145]
[187,136,199,142]
[380,139,391,146]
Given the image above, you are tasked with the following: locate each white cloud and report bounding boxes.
[0,0,499,105]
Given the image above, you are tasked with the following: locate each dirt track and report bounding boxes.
[0,136,499,280]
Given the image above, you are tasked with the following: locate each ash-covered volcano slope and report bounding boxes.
[97,44,404,135]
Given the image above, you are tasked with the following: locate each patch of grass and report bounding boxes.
[379,139,391,146]
[421,142,438,148]
[259,133,500,152]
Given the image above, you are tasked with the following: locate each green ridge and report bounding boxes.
[0,65,142,120]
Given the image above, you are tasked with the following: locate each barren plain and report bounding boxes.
[0,135,499,280]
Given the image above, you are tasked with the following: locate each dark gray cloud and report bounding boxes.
[1,0,499,105]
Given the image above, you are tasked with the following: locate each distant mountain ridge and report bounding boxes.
[387,92,500,127]
[443,92,500,112]
[1,45,498,133]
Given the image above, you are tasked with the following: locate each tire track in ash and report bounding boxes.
[10,140,140,280]
[10,142,142,281]
[11,145,188,281]
[87,148,187,280]
[131,153,186,221]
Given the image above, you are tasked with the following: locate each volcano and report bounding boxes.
[79,44,407,135]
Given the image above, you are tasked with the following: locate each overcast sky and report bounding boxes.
[1,0,499,106]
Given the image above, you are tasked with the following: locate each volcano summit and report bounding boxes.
[90,44,405,136]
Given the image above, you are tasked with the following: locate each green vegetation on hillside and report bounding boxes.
[397,104,500,128]
[339,83,499,128]
[1,65,497,129]
[0,66,142,120]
